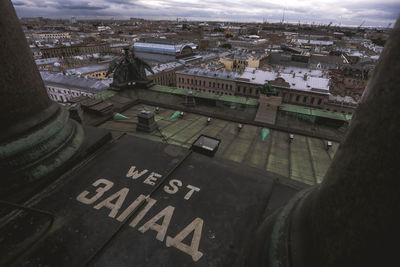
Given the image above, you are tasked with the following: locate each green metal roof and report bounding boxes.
[280,104,352,121]
[151,85,259,106]
[94,90,117,100]
[99,103,340,185]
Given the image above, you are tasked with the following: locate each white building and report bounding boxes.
[40,71,111,103]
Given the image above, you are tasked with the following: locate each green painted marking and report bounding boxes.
[169,111,181,120]
[113,113,130,120]
[262,128,270,141]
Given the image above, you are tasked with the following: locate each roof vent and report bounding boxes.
[191,135,221,157]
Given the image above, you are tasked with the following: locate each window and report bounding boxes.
[230,85,232,90]
[217,83,220,88]
[238,86,241,92]
[318,98,322,105]
[203,81,205,86]
[296,95,300,102]
[311,97,315,104]
[303,96,307,103]
[195,80,197,85]
[249,88,252,94]
[213,82,215,87]
[209,82,211,87]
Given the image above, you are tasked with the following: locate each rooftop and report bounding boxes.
[35,57,59,66]
[148,62,184,74]
[66,64,109,75]
[40,71,111,92]
[99,104,339,185]
[177,67,331,94]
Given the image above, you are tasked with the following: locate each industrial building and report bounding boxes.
[133,38,197,59]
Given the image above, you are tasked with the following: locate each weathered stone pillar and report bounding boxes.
[240,18,400,267]
[286,19,400,267]
[0,0,84,198]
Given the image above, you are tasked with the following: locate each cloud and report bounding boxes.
[57,3,108,10]
[11,0,399,27]
[13,1,26,6]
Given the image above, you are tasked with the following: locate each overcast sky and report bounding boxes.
[12,0,399,27]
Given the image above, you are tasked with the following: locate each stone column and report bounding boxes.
[284,18,400,267]
[240,18,400,267]
[295,18,400,266]
[0,0,84,199]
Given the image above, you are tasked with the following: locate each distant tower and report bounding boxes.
[70,16,76,23]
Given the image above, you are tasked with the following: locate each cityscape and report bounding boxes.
[1,0,399,266]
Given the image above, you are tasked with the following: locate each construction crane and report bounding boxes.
[358,20,366,28]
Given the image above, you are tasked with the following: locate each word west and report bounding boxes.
[125,166,200,200]
[76,178,204,262]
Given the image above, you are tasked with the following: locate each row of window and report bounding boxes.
[46,86,91,98]
[237,85,258,95]
[178,77,234,91]
[154,73,174,85]
[279,91,323,106]
[90,72,107,78]
[177,76,328,106]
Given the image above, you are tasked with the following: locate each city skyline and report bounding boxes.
[12,0,399,27]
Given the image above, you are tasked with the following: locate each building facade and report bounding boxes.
[220,52,268,71]
[148,62,184,87]
[176,67,332,109]
[40,43,111,58]
[33,32,71,40]
[133,38,196,59]
[40,71,110,104]
[66,64,110,80]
